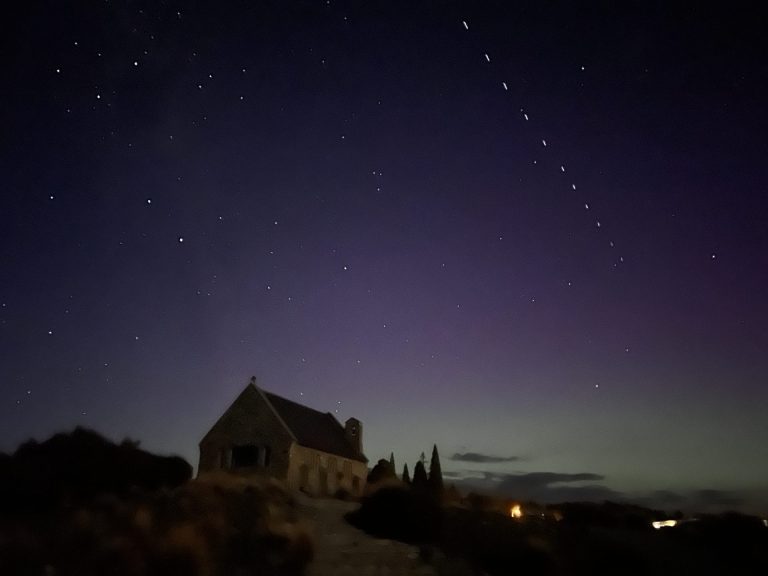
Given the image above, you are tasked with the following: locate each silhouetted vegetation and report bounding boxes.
[443,483,461,505]
[347,483,768,576]
[464,490,496,511]
[0,429,313,576]
[411,460,428,492]
[333,486,354,501]
[366,458,397,486]
[441,506,557,575]
[346,485,443,543]
[427,444,443,496]
[0,427,191,515]
[555,501,664,530]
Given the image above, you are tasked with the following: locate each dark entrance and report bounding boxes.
[231,445,259,468]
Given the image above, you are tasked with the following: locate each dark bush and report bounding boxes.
[346,486,768,576]
[0,427,192,514]
[672,513,768,574]
[0,473,313,576]
[463,491,496,512]
[347,485,442,543]
[557,501,658,531]
[441,507,556,576]
[366,458,397,485]
[333,487,354,501]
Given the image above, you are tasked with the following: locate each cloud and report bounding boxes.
[450,470,623,503]
[500,472,604,485]
[446,471,764,514]
[442,470,469,479]
[645,490,686,506]
[450,452,521,464]
[691,489,745,508]
[635,488,748,513]
[494,472,622,503]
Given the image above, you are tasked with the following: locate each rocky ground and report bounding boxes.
[297,494,476,576]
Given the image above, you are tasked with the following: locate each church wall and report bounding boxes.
[287,444,368,496]
[198,386,294,479]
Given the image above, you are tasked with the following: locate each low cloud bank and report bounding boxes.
[447,469,763,514]
[450,452,521,464]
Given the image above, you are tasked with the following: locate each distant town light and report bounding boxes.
[510,504,522,518]
[652,520,677,529]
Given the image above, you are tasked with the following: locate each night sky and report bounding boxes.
[2,1,767,514]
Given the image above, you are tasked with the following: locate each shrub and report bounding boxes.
[347,485,442,543]
[0,474,313,576]
[0,427,192,514]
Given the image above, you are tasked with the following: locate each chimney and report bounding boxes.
[344,417,362,454]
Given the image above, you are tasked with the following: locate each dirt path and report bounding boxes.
[296,494,440,576]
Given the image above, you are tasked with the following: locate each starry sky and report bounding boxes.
[2,1,767,514]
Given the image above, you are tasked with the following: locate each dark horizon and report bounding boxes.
[2,1,767,516]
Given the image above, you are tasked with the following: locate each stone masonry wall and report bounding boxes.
[287,443,368,496]
[198,386,294,479]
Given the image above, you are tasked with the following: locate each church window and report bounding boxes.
[231,444,260,468]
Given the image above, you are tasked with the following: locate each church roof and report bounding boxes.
[263,389,367,463]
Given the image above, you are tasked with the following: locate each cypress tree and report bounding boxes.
[428,444,444,495]
[389,452,396,475]
[402,463,411,484]
[412,460,428,491]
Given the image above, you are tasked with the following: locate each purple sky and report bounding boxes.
[2,1,767,514]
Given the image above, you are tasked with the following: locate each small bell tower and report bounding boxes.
[344,417,363,454]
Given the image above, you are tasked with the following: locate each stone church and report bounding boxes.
[198,379,368,496]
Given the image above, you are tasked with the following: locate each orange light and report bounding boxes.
[510,504,522,518]
[651,520,677,529]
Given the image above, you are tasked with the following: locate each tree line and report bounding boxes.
[367,444,444,497]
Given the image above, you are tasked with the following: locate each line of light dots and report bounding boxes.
[462,19,624,268]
